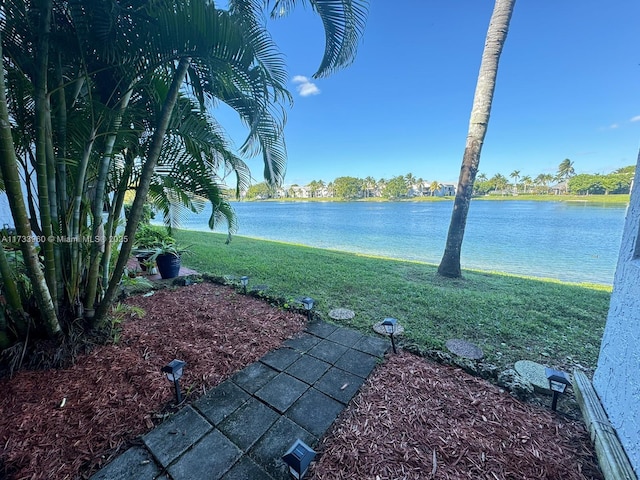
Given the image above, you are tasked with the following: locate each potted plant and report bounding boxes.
[149,241,191,279]
[132,225,174,271]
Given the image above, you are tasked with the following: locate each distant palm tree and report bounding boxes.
[364,176,376,198]
[405,172,417,188]
[521,175,532,193]
[438,0,516,278]
[557,159,575,193]
[477,173,488,182]
[430,180,440,196]
[510,170,520,193]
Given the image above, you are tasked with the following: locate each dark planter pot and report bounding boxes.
[156,253,181,279]
[136,253,153,271]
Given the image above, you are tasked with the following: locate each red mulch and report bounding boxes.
[309,352,602,480]
[0,282,603,480]
[0,282,305,480]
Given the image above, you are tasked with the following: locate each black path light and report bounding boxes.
[240,275,249,294]
[545,367,572,411]
[382,317,398,354]
[301,297,315,321]
[282,439,316,479]
[161,359,186,404]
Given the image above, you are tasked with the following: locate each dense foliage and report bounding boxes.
[0,0,367,359]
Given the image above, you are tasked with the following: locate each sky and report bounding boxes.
[215,0,640,187]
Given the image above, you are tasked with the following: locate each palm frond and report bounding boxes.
[268,0,368,77]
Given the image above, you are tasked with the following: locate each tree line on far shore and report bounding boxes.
[244,160,635,200]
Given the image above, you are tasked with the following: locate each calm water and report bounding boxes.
[169,200,627,285]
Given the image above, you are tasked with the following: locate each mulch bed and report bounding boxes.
[0,282,602,480]
[0,282,304,480]
[309,352,602,480]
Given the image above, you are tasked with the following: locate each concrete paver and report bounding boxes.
[142,406,212,467]
[194,380,250,425]
[255,372,309,413]
[230,362,279,394]
[285,354,331,385]
[218,397,279,451]
[167,430,241,480]
[285,388,344,437]
[307,339,349,363]
[90,320,389,480]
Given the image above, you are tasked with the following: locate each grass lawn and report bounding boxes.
[174,230,610,374]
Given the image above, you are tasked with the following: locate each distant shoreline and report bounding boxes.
[242,194,630,205]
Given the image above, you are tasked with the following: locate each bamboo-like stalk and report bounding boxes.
[84,89,133,316]
[0,31,60,336]
[32,0,58,308]
[95,57,192,325]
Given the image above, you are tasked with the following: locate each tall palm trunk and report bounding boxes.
[94,57,192,325]
[0,32,60,336]
[84,89,133,317]
[33,0,59,308]
[438,0,515,278]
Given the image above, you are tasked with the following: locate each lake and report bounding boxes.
[167,200,627,286]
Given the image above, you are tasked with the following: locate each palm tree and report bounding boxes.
[510,169,520,193]
[557,159,575,193]
[521,175,532,193]
[364,176,376,198]
[438,0,516,278]
[430,180,440,196]
[1,0,369,346]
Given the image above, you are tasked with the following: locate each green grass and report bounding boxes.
[474,194,630,204]
[175,230,610,373]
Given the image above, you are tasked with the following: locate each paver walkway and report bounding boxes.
[90,320,390,480]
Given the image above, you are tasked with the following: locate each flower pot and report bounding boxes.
[155,253,181,279]
[136,253,153,271]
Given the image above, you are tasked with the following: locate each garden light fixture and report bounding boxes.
[240,276,249,294]
[161,359,186,404]
[282,439,316,479]
[545,367,571,411]
[382,317,398,353]
[301,297,315,321]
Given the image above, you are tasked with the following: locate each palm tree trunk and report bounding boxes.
[0,32,60,336]
[438,0,516,278]
[101,151,134,290]
[33,0,58,308]
[94,56,192,325]
[84,88,133,317]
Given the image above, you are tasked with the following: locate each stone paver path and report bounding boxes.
[90,320,389,480]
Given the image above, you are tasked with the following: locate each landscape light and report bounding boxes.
[282,439,316,479]
[381,318,398,354]
[545,367,571,411]
[240,276,249,294]
[301,297,315,321]
[161,359,186,404]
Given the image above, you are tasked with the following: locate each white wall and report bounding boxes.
[593,155,640,475]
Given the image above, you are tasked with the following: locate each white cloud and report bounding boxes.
[609,123,619,129]
[292,75,320,97]
[631,115,640,122]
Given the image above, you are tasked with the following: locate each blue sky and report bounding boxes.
[217,1,640,186]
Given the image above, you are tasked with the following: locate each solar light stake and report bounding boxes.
[240,276,249,294]
[162,359,186,404]
[545,368,571,411]
[382,318,398,353]
[301,297,315,321]
[282,439,316,479]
